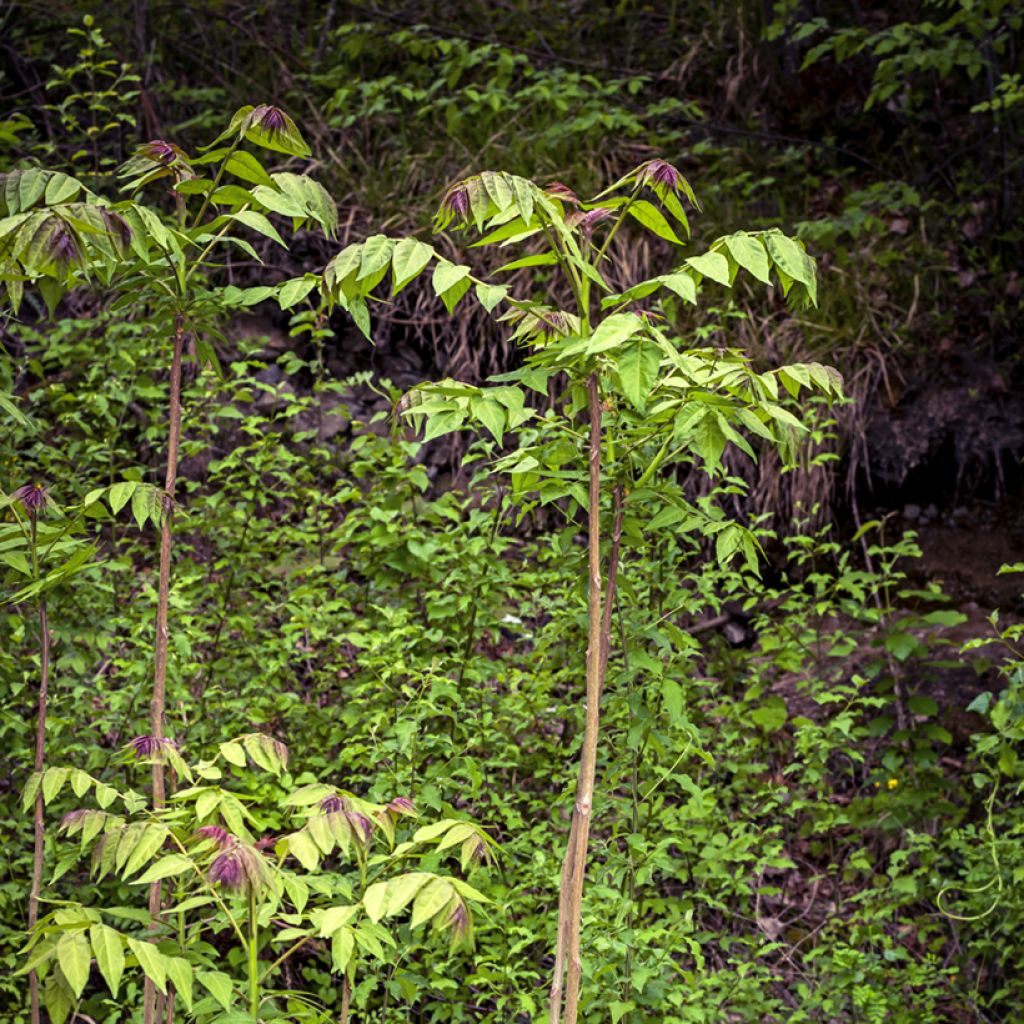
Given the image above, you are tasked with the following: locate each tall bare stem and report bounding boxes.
[551,373,617,1024]
[143,315,185,1024]
[28,595,49,1024]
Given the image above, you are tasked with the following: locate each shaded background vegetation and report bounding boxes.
[2,1,1023,1022]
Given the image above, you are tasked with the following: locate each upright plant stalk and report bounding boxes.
[551,373,614,1024]
[27,505,49,1024]
[144,315,186,1024]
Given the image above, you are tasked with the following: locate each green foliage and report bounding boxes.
[22,734,490,1023]
[2,7,1023,1023]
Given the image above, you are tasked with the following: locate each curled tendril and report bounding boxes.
[936,776,1004,922]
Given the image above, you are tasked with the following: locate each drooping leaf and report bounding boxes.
[90,924,125,997]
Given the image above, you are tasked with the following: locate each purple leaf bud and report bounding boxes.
[49,221,80,269]
[578,208,614,236]
[544,182,579,205]
[12,483,47,516]
[441,183,470,219]
[252,105,288,137]
[208,847,244,890]
[387,796,417,816]
[639,159,683,192]
[101,209,132,250]
[194,825,233,849]
[320,794,348,814]
[140,140,180,165]
[448,900,470,940]
[60,809,88,830]
[127,735,177,760]
[347,812,374,844]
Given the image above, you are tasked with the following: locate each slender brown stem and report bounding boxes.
[28,598,49,1024]
[340,975,351,1024]
[144,316,186,1024]
[551,373,609,1024]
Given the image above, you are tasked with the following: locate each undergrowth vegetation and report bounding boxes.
[1,4,1022,1023]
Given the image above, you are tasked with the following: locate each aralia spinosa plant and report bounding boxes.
[311,157,842,1022]
[1,101,337,1024]
[19,733,495,1023]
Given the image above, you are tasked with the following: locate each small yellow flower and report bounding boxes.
[887,778,899,790]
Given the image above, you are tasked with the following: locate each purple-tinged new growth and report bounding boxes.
[320,794,348,814]
[577,208,614,235]
[545,181,579,205]
[347,812,374,844]
[634,308,664,323]
[208,847,243,890]
[252,105,288,136]
[12,483,47,515]
[101,209,133,250]
[441,182,470,220]
[387,796,417,816]
[448,900,470,942]
[208,842,268,893]
[126,734,177,760]
[60,809,88,830]
[637,159,683,192]
[194,825,233,849]
[49,221,80,269]
[140,140,185,165]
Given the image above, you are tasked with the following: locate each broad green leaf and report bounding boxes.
[358,234,394,281]
[224,150,275,188]
[122,824,168,878]
[318,904,358,936]
[90,924,124,996]
[232,210,286,247]
[723,232,771,284]
[659,272,697,305]
[439,276,472,314]
[210,184,255,207]
[384,873,431,917]
[410,878,454,930]
[219,740,246,767]
[128,938,167,993]
[195,788,220,820]
[431,261,471,296]
[363,881,388,924]
[615,340,661,410]
[411,819,463,843]
[286,830,320,871]
[685,251,731,286]
[391,237,435,293]
[277,276,318,309]
[132,853,192,884]
[45,172,82,205]
[198,970,234,1010]
[470,397,506,444]
[248,183,305,217]
[474,282,508,313]
[44,973,72,1024]
[584,312,643,355]
[165,956,193,1011]
[42,767,69,805]
[332,928,355,973]
[627,200,683,244]
[56,930,91,999]
[764,228,816,292]
[70,768,91,799]
[107,481,137,515]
